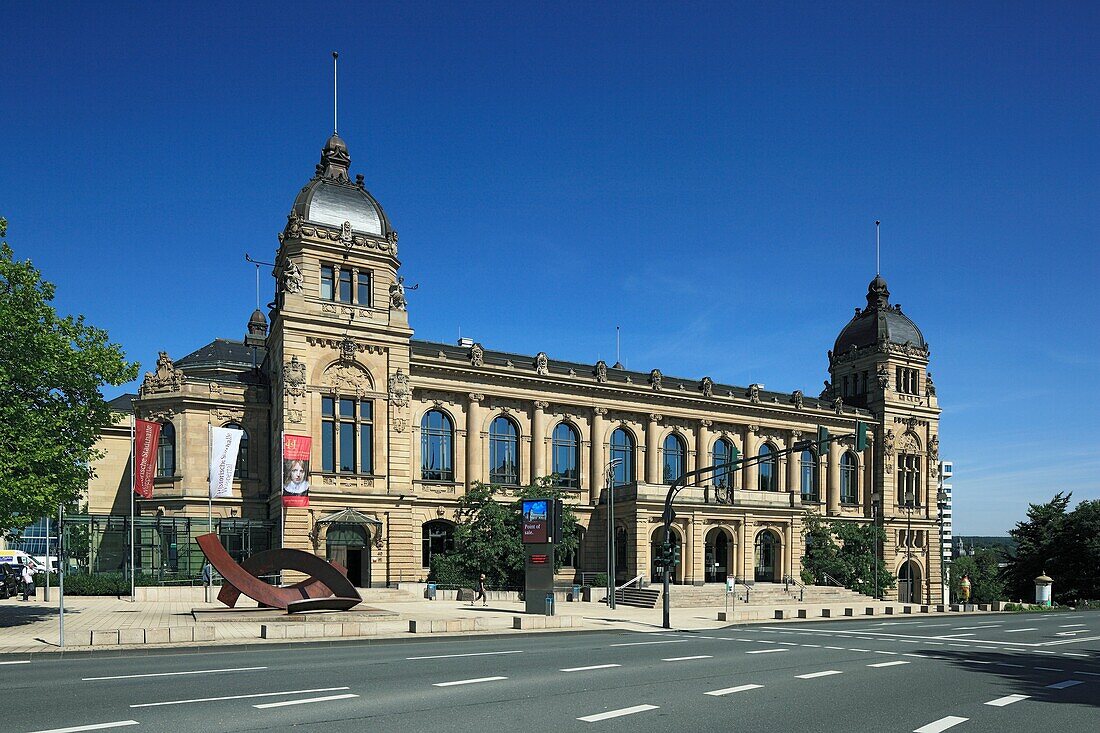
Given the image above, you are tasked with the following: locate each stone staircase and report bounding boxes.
[665,582,874,608]
[357,586,421,603]
[609,586,662,609]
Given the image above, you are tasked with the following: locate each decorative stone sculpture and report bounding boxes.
[877,364,890,389]
[284,356,306,402]
[926,371,937,397]
[748,383,761,404]
[141,351,184,394]
[389,276,408,310]
[388,369,411,408]
[470,342,484,367]
[535,352,549,376]
[650,369,663,391]
[282,260,304,294]
[595,360,608,383]
[701,376,714,397]
[286,210,302,238]
[833,397,844,415]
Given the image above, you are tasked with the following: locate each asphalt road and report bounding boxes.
[3,611,1098,733]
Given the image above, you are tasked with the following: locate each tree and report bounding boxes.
[801,511,893,597]
[429,477,579,591]
[0,217,137,531]
[948,548,1004,604]
[1003,493,1071,600]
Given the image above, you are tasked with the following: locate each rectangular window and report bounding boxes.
[338,268,353,303]
[321,397,335,472]
[357,271,371,306]
[359,400,374,474]
[321,266,334,300]
[339,422,355,472]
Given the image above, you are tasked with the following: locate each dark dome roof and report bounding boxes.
[291,134,391,238]
[834,275,927,354]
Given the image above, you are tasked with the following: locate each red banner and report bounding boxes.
[134,419,161,499]
[282,433,312,507]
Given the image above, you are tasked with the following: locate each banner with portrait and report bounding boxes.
[281,433,312,507]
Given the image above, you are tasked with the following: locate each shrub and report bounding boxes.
[590,573,608,588]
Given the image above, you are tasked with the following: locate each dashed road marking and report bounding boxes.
[578,705,659,722]
[913,715,969,732]
[1046,680,1083,690]
[609,640,688,647]
[746,648,787,654]
[561,664,621,673]
[662,655,712,662]
[407,650,523,660]
[27,723,139,733]
[433,676,508,687]
[704,683,764,696]
[1003,628,1037,633]
[254,693,358,709]
[985,694,1029,707]
[796,670,843,679]
[132,686,350,708]
[82,667,266,681]
[868,661,910,668]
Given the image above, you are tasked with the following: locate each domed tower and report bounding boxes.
[829,275,942,604]
[265,132,413,564]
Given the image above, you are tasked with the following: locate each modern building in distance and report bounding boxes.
[88,129,946,601]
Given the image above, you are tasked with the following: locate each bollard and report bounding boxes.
[426,582,437,600]
[545,593,554,616]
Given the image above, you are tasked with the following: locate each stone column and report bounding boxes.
[735,520,746,582]
[646,413,662,484]
[531,401,549,481]
[697,419,712,487]
[741,516,755,582]
[743,426,759,490]
[465,393,483,486]
[787,430,802,494]
[589,407,607,505]
[827,439,842,516]
[784,522,794,579]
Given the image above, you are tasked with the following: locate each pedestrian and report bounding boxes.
[20,561,35,602]
[471,573,488,606]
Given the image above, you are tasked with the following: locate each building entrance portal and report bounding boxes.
[704,528,731,583]
[754,530,780,583]
[898,559,921,604]
[326,523,370,588]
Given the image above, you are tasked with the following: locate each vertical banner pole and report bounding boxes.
[207,424,213,602]
[130,414,136,601]
[58,504,64,648]
[280,431,285,549]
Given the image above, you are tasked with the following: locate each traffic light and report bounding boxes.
[817,425,830,451]
[671,545,681,567]
[855,421,868,452]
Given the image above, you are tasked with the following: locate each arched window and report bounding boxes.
[662,433,685,484]
[758,443,777,491]
[156,422,175,477]
[840,452,858,504]
[420,410,454,481]
[800,449,819,502]
[712,438,737,489]
[551,422,580,489]
[489,416,519,485]
[225,423,249,479]
[610,428,635,487]
[422,520,455,568]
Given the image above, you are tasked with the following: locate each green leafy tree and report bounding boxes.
[0,217,137,531]
[801,511,893,596]
[1003,493,1071,600]
[429,477,579,591]
[948,548,1004,604]
[1061,500,1100,602]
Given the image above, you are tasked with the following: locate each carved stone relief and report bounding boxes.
[388,369,411,407]
[141,352,184,395]
[284,356,306,403]
[470,343,484,367]
[324,361,372,397]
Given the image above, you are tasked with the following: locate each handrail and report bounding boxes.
[821,572,844,588]
[615,574,644,592]
[783,574,805,602]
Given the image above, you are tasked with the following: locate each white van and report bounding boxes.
[0,550,41,570]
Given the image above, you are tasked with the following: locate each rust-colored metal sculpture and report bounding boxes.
[197,533,361,613]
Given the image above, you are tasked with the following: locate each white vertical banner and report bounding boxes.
[209,425,244,499]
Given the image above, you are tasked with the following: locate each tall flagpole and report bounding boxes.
[332,51,339,134]
[875,220,881,275]
[130,414,135,601]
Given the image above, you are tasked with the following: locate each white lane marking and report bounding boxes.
[1035,666,1063,671]
[746,648,787,654]
[985,694,1029,707]
[940,633,976,638]
[406,650,523,660]
[433,676,508,687]
[917,624,951,628]
[952,627,988,630]
[1076,671,1100,676]
[1059,624,1086,628]
[1003,628,1037,633]
[796,670,843,679]
[705,683,764,696]
[578,705,659,722]
[802,644,821,648]
[904,654,933,658]
[962,660,992,665]
[609,640,687,647]
[662,655,712,662]
[1046,680,1083,689]
[131,687,350,708]
[997,663,1025,668]
[561,664,621,673]
[824,646,845,650]
[778,642,799,646]
[254,693,358,709]
[0,660,30,666]
[868,661,910,668]
[849,648,871,652]
[873,650,899,655]
[1063,652,1089,657]
[27,724,139,733]
[913,715,969,733]
[82,666,266,681]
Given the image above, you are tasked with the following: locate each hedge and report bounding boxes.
[31,573,186,595]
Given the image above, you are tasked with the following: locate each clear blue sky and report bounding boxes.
[3,2,1097,535]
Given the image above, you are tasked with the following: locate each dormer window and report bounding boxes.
[895,367,919,395]
[321,264,372,306]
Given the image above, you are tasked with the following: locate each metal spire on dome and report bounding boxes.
[875,219,881,275]
[332,51,339,135]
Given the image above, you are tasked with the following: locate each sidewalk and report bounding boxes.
[0,590,997,655]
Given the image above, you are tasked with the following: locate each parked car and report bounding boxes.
[0,564,22,599]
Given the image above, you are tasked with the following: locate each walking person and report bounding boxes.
[20,561,35,602]
[471,573,488,606]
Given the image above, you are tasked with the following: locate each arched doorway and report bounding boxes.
[651,526,682,584]
[704,527,733,583]
[754,529,781,583]
[326,523,370,588]
[898,560,922,604]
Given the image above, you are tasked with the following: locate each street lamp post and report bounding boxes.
[605,458,622,609]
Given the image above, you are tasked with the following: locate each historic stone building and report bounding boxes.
[91,131,944,601]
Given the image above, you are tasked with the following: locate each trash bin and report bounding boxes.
[545,593,554,616]
[426,582,437,600]
[572,584,581,602]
